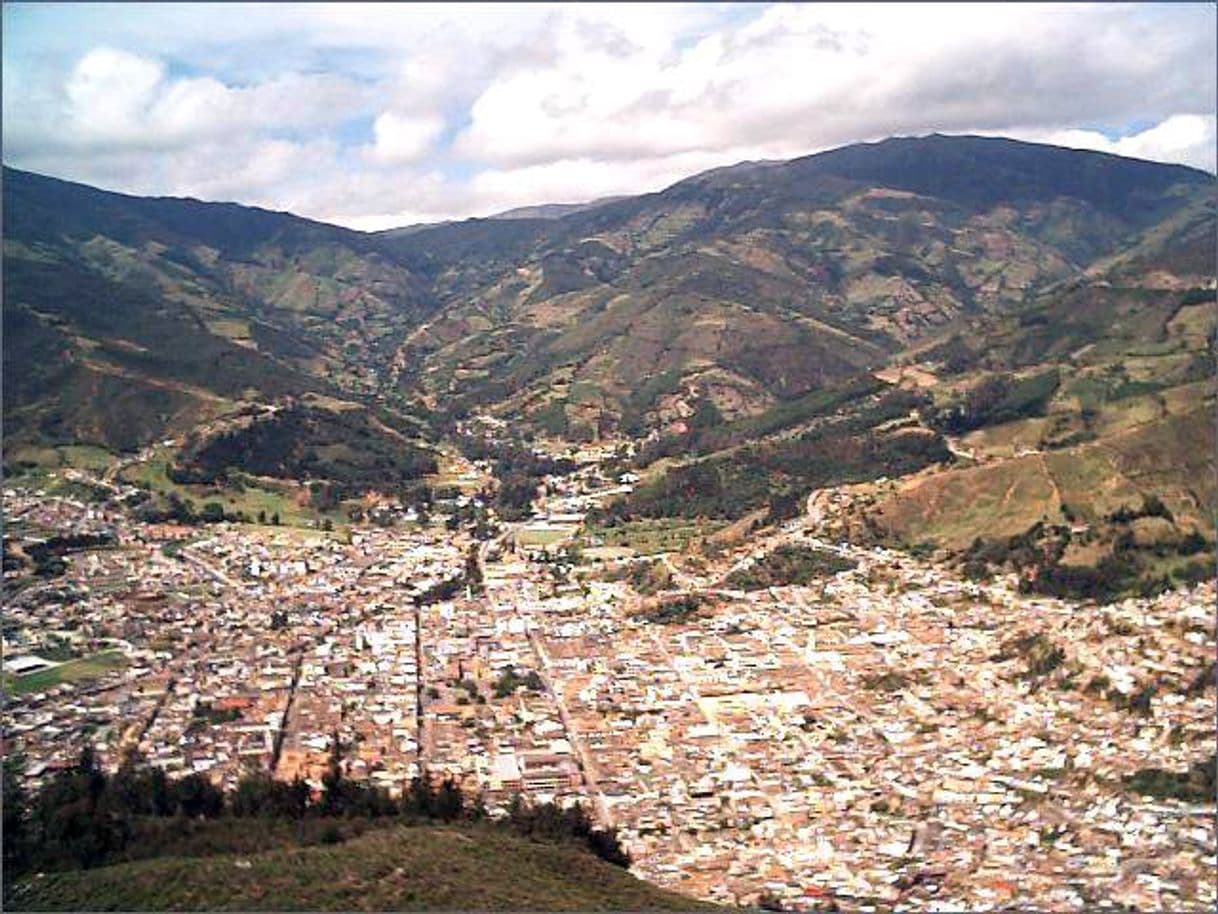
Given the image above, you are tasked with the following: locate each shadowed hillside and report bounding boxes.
[3,167,435,454]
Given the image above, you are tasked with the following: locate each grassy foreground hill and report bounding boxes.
[5,823,713,912]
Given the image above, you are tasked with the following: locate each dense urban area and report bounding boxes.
[3,419,1213,913]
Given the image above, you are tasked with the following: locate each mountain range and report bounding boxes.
[3,134,1214,583]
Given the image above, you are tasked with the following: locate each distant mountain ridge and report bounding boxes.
[3,134,1213,454]
[488,196,630,221]
[373,134,1212,438]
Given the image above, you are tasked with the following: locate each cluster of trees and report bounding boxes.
[928,369,1059,435]
[465,544,485,596]
[639,593,709,625]
[602,558,672,596]
[630,378,905,467]
[413,574,465,606]
[697,377,893,458]
[3,746,629,878]
[456,432,577,478]
[964,522,1070,577]
[26,532,115,578]
[3,747,225,873]
[492,666,545,699]
[763,489,807,526]
[1021,552,1156,602]
[1124,754,1216,804]
[529,399,570,438]
[861,671,912,693]
[496,475,541,521]
[503,795,629,867]
[133,492,275,527]
[173,405,437,493]
[924,333,980,375]
[616,368,685,439]
[600,414,949,524]
[3,458,45,478]
[455,432,578,522]
[724,545,856,591]
[998,632,1066,680]
[445,501,497,539]
[1107,494,1174,524]
[965,521,1161,602]
[965,511,1210,603]
[2,537,25,576]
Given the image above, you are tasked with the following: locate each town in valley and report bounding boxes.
[4,424,1213,912]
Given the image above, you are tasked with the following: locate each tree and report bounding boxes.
[320,729,345,816]
[33,746,131,869]
[110,751,172,817]
[232,773,309,819]
[1141,494,1174,521]
[689,396,723,432]
[465,544,484,595]
[495,475,539,521]
[1178,530,1208,556]
[402,774,436,818]
[506,793,531,831]
[433,777,465,821]
[503,795,631,868]
[757,890,786,911]
[586,826,631,867]
[3,750,30,871]
[43,795,131,869]
[173,773,224,818]
[561,801,594,838]
[469,792,489,821]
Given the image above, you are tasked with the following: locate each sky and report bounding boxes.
[3,2,1215,230]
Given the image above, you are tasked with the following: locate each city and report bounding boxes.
[4,441,1213,912]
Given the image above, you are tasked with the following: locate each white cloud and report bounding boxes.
[454,3,1215,171]
[365,112,446,165]
[1024,115,1217,173]
[2,2,1213,228]
[7,45,372,157]
[65,47,164,140]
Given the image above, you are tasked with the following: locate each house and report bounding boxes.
[6,655,55,675]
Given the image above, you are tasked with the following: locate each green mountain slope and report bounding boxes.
[3,167,435,455]
[381,135,1213,438]
[4,135,1213,486]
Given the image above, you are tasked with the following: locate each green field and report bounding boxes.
[3,652,128,697]
[160,537,203,559]
[5,445,117,473]
[585,518,724,555]
[514,526,573,546]
[57,445,118,472]
[120,449,337,528]
[5,824,714,912]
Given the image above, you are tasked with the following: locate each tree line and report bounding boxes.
[2,746,629,877]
